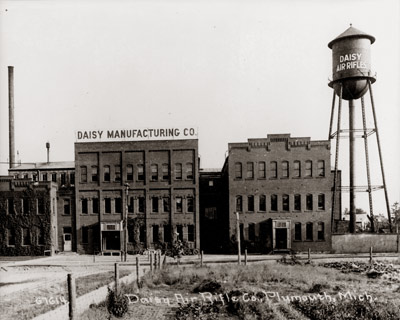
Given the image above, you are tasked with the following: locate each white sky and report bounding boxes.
[0,0,399,215]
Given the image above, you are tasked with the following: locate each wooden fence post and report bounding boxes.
[150,253,153,272]
[115,263,119,295]
[308,248,311,263]
[200,250,204,267]
[369,246,373,265]
[136,256,140,288]
[245,249,248,266]
[67,274,76,320]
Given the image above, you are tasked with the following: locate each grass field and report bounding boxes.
[82,258,400,320]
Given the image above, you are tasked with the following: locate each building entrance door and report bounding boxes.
[102,231,121,251]
[63,233,72,251]
[275,229,287,250]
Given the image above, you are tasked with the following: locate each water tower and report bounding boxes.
[328,25,392,233]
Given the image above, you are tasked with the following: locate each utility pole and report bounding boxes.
[236,212,241,265]
[124,183,129,262]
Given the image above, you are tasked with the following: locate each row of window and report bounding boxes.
[80,163,194,183]
[242,222,325,242]
[4,198,46,215]
[14,172,75,185]
[81,224,195,244]
[234,160,325,179]
[7,228,45,246]
[75,196,194,215]
[235,193,326,212]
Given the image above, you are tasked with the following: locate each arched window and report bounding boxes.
[236,196,243,212]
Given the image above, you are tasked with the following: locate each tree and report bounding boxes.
[391,202,400,228]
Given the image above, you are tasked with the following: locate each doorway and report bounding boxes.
[63,233,72,251]
[102,231,121,251]
[275,228,288,250]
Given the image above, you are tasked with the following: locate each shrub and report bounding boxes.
[106,287,129,318]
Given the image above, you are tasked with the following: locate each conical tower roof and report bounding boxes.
[328,25,375,48]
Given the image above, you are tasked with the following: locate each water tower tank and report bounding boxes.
[328,26,376,100]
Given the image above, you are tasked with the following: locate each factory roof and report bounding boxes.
[9,161,75,171]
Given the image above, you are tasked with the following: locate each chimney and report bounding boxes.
[46,142,50,163]
[8,66,15,169]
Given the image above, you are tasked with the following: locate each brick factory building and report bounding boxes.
[0,176,58,255]
[1,131,341,255]
[221,134,340,253]
[74,136,200,254]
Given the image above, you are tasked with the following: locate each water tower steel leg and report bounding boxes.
[368,81,392,232]
[328,90,336,139]
[361,96,375,232]
[331,84,343,231]
[349,99,356,233]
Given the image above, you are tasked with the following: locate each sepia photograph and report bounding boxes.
[0,0,399,319]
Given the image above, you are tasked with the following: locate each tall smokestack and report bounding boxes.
[46,142,50,163]
[8,66,15,169]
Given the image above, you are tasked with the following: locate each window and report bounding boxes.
[188,225,195,242]
[115,165,121,182]
[22,228,31,245]
[282,161,289,178]
[91,166,98,182]
[82,226,89,244]
[138,196,145,213]
[246,162,254,179]
[235,162,242,179]
[317,222,325,240]
[175,163,182,180]
[115,198,122,213]
[258,162,266,178]
[306,194,313,211]
[271,194,278,211]
[38,198,45,214]
[163,197,170,213]
[295,223,302,241]
[137,164,144,181]
[282,194,289,211]
[152,225,159,242]
[38,228,45,245]
[105,198,111,214]
[176,225,183,241]
[127,165,133,181]
[270,161,277,178]
[52,173,57,182]
[176,197,183,213]
[8,198,14,215]
[162,164,169,180]
[318,194,325,210]
[294,161,301,178]
[64,199,71,215]
[248,195,254,212]
[186,163,193,180]
[128,197,134,213]
[248,223,255,241]
[7,229,15,246]
[61,173,66,185]
[82,199,88,214]
[164,225,171,242]
[139,225,146,243]
[128,225,134,243]
[22,198,29,215]
[152,197,159,213]
[80,166,87,183]
[317,160,325,177]
[70,173,75,185]
[42,173,48,181]
[305,161,312,177]
[236,196,243,212]
[294,194,301,211]
[306,223,313,241]
[151,164,158,181]
[92,198,99,214]
[103,166,110,182]
[187,197,194,212]
[259,195,266,211]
